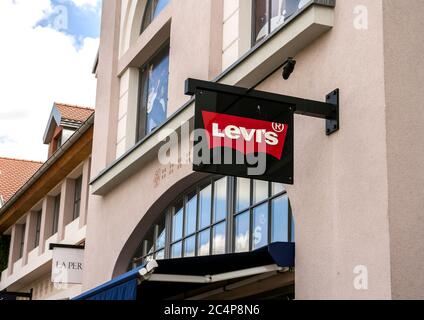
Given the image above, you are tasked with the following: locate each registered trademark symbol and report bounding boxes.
[272,122,285,133]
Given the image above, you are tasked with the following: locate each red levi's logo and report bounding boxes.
[201,111,289,160]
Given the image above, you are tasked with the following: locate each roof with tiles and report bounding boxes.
[0,157,43,205]
[55,103,94,123]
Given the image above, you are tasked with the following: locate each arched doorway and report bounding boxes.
[117,175,295,300]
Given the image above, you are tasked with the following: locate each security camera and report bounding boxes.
[282,58,296,80]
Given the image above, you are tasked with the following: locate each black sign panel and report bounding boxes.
[192,87,294,184]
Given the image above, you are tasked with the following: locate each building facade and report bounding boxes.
[0,104,93,300]
[2,0,423,301]
[82,0,424,300]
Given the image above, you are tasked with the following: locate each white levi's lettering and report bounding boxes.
[212,122,280,146]
[212,123,225,138]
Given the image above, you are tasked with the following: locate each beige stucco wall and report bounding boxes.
[256,0,392,299]
[383,0,424,300]
[91,0,121,176]
[85,0,424,300]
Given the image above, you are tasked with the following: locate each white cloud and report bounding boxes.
[0,0,98,162]
[70,0,101,8]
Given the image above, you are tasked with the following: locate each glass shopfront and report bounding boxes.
[131,176,294,268]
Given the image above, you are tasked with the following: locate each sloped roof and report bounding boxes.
[0,158,43,205]
[43,103,94,144]
[55,103,94,123]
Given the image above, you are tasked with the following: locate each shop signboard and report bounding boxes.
[186,79,339,184]
[50,244,84,285]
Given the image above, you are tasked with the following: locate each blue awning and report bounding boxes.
[73,265,144,300]
[74,242,295,301]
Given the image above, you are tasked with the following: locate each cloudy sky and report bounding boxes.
[0,0,101,161]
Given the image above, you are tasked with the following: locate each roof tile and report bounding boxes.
[55,103,94,123]
[0,158,43,205]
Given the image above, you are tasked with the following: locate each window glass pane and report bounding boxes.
[270,0,301,33]
[153,0,169,18]
[19,224,26,259]
[199,185,212,229]
[185,194,197,236]
[298,0,309,10]
[34,211,42,248]
[155,250,165,260]
[272,196,289,242]
[52,194,61,235]
[171,242,182,259]
[61,129,75,145]
[73,202,80,220]
[144,47,169,134]
[141,0,154,32]
[198,229,210,256]
[156,221,166,250]
[235,212,249,253]
[253,180,268,204]
[254,0,269,42]
[236,178,250,212]
[75,176,82,200]
[253,203,269,250]
[73,176,82,220]
[184,236,196,258]
[212,222,226,255]
[147,245,154,256]
[143,229,154,256]
[141,0,170,32]
[138,67,149,138]
[213,178,227,223]
[172,206,183,242]
[270,0,284,33]
[272,182,285,196]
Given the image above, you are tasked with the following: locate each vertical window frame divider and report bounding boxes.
[136,65,149,142]
[34,211,41,248]
[267,182,272,246]
[288,200,293,243]
[209,178,215,256]
[248,179,254,252]
[251,0,256,47]
[195,185,200,257]
[268,0,272,36]
[226,177,234,255]
[153,224,159,257]
[164,208,172,259]
[181,195,187,258]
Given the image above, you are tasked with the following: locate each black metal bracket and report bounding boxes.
[49,243,85,250]
[185,78,340,136]
[325,89,340,135]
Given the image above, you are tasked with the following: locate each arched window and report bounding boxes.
[131,177,295,268]
[141,0,170,34]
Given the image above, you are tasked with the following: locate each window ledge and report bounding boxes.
[91,1,336,196]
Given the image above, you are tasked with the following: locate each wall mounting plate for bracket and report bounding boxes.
[326,89,340,136]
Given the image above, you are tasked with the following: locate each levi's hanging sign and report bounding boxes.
[185,79,340,184]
